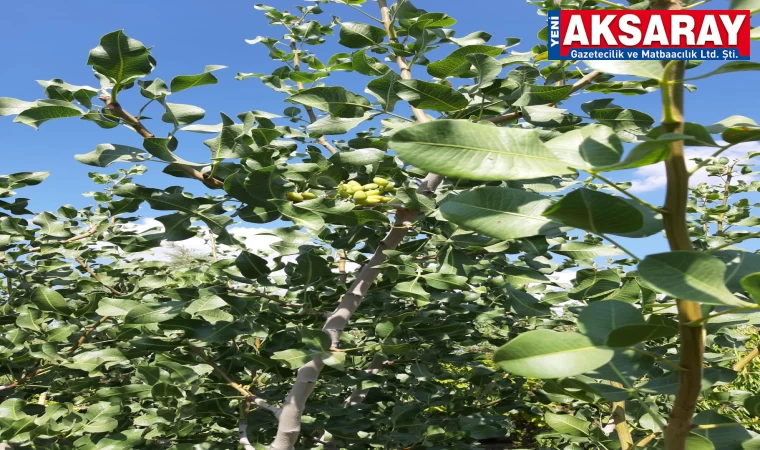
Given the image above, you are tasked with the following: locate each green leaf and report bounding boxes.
[731,0,760,14]
[235,251,271,278]
[684,62,760,81]
[154,213,194,241]
[550,242,624,260]
[492,329,614,378]
[125,301,184,324]
[638,252,749,306]
[113,184,233,242]
[544,412,589,436]
[426,45,503,79]
[138,78,169,99]
[69,348,127,372]
[13,100,82,129]
[577,300,645,345]
[522,105,581,128]
[685,434,716,450]
[0,97,35,116]
[393,80,468,112]
[338,22,386,48]
[584,60,665,81]
[512,85,573,107]
[390,120,574,180]
[448,31,494,46]
[741,273,760,302]
[144,138,205,166]
[87,30,153,84]
[466,54,501,86]
[606,323,679,347]
[544,124,623,170]
[161,103,205,126]
[5,171,49,188]
[351,49,389,76]
[307,113,372,135]
[170,65,226,93]
[96,298,139,317]
[31,285,72,315]
[590,108,655,142]
[440,187,562,240]
[543,188,644,236]
[286,86,372,118]
[507,285,551,317]
[366,71,402,111]
[330,147,385,166]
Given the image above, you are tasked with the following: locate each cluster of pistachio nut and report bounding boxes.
[337,177,395,205]
[285,191,317,202]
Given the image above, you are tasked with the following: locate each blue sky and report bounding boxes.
[1,0,758,256]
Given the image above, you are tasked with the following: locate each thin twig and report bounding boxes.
[0,365,52,391]
[600,234,641,261]
[290,41,338,155]
[591,172,667,214]
[0,220,109,263]
[67,315,111,354]
[610,381,634,450]
[337,250,347,285]
[734,347,760,372]
[239,398,256,450]
[190,347,281,416]
[706,232,760,253]
[75,258,125,296]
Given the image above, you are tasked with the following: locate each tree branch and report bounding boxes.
[0,365,51,392]
[99,95,225,190]
[67,315,111,354]
[190,347,281,416]
[610,382,634,450]
[734,347,759,372]
[267,3,445,448]
[239,398,256,450]
[75,258,125,296]
[484,70,603,124]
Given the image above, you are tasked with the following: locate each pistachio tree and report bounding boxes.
[1,1,760,449]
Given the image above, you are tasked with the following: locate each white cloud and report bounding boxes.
[628,141,759,193]
[122,219,280,263]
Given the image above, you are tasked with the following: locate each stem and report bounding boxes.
[345,3,384,23]
[654,4,705,446]
[733,347,760,372]
[685,0,710,8]
[688,143,736,175]
[610,381,634,450]
[600,234,641,261]
[687,305,759,326]
[190,347,280,416]
[636,433,658,447]
[75,258,125,296]
[590,172,667,214]
[371,107,414,122]
[706,232,760,253]
[289,41,338,155]
[716,164,735,234]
